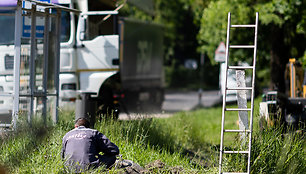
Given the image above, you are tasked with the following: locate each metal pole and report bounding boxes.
[12,0,23,129]
[42,8,50,124]
[198,53,205,106]
[52,9,61,123]
[29,3,37,124]
[247,12,259,174]
[219,12,231,174]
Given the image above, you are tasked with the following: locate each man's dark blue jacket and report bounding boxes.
[61,126,119,172]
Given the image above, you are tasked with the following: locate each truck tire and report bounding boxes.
[97,73,121,121]
[97,86,119,121]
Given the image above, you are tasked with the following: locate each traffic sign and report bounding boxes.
[214,42,226,62]
[22,0,50,38]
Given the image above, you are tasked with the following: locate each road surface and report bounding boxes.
[119,90,221,120]
[162,90,221,112]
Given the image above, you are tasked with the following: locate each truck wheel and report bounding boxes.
[97,88,117,121]
[112,108,120,120]
[97,104,119,121]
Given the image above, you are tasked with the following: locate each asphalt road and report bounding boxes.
[119,90,221,120]
[162,90,221,112]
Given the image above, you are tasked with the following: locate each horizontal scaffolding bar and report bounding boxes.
[27,0,81,13]
[19,93,57,97]
[0,93,13,97]
[22,9,58,17]
[0,124,11,127]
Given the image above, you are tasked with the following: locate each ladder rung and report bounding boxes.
[225,108,251,111]
[229,45,255,48]
[226,87,252,90]
[231,24,256,28]
[224,129,251,133]
[223,151,249,154]
[222,172,248,174]
[228,66,254,70]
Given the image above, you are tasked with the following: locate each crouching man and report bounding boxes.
[61,117,119,173]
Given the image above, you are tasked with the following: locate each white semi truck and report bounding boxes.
[0,0,164,123]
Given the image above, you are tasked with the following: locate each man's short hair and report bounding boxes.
[75,117,90,128]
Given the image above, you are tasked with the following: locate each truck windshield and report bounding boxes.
[0,10,71,45]
[58,10,71,42]
[82,14,116,40]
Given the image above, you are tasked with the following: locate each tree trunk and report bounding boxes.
[269,26,289,93]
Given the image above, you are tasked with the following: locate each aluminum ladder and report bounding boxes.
[219,12,258,174]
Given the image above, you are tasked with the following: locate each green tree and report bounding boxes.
[198,0,306,92]
[255,0,306,92]
[121,0,219,89]
[122,0,211,65]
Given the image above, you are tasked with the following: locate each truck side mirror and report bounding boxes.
[77,15,87,41]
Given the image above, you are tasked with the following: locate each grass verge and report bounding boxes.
[0,97,305,173]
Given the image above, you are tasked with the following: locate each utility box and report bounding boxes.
[75,92,97,128]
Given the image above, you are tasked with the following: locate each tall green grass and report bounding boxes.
[0,111,202,173]
[251,126,305,174]
[220,125,306,174]
[0,98,305,173]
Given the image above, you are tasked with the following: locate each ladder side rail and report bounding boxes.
[247,12,259,174]
[219,12,232,174]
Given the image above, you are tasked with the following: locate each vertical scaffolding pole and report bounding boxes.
[29,4,37,124]
[52,9,61,123]
[42,8,50,124]
[13,0,23,129]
